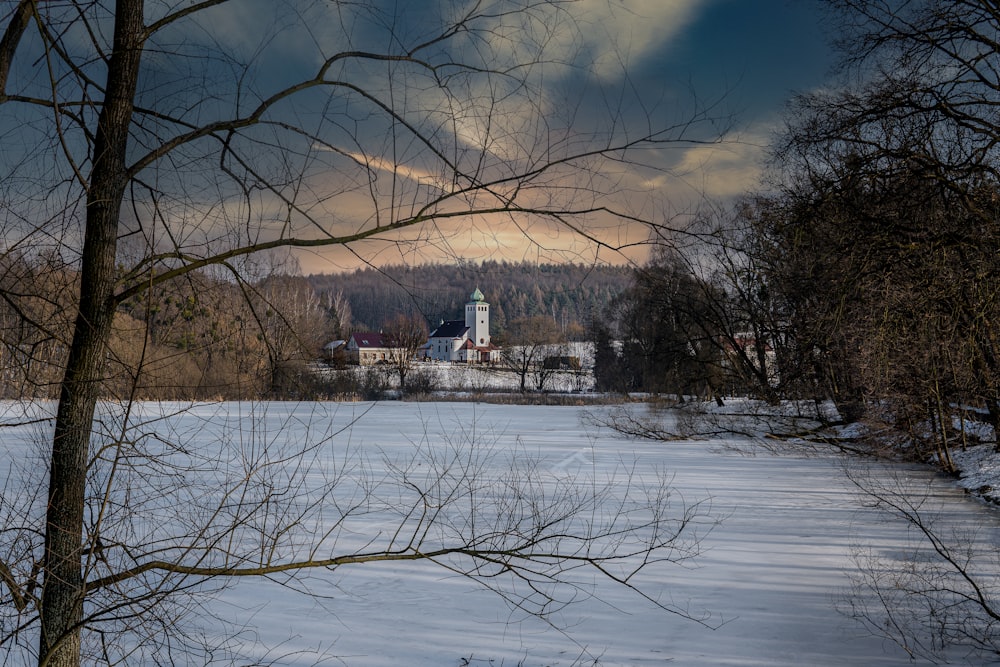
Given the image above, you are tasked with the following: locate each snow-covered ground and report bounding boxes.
[3,400,999,666]
[953,445,1000,500]
[320,341,597,393]
[408,360,594,393]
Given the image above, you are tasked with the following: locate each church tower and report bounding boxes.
[464,287,490,346]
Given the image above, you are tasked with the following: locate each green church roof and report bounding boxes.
[470,287,485,302]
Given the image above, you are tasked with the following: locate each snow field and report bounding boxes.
[2,400,998,665]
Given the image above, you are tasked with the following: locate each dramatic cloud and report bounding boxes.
[131,0,812,271]
[566,0,709,80]
[660,130,771,200]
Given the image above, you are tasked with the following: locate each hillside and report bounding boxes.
[306,261,632,337]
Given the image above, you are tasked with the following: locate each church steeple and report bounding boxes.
[465,287,490,346]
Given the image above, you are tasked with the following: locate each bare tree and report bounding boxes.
[841,465,1000,662]
[381,312,429,394]
[783,0,1000,433]
[0,251,76,399]
[502,315,564,392]
[0,1,725,665]
[323,289,352,340]
[249,273,333,397]
[596,248,730,403]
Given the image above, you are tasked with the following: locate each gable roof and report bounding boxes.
[349,332,387,349]
[428,319,468,339]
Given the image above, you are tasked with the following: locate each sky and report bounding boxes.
[2,0,837,276]
[294,0,837,273]
[648,0,834,195]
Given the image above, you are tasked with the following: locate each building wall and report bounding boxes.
[427,336,463,362]
[465,301,490,346]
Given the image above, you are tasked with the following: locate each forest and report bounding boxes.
[306,260,631,338]
[0,257,628,400]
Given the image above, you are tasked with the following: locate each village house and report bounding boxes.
[426,288,500,364]
[345,331,399,365]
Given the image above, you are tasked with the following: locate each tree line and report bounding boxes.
[307,260,631,338]
[592,7,1000,657]
[0,256,336,400]
[0,256,627,401]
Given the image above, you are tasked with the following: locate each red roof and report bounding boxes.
[350,332,387,348]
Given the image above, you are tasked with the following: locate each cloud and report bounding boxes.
[340,151,452,192]
[138,0,729,272]
[431,0,718,171]
[564,0,710,80]
[657,130,770,200]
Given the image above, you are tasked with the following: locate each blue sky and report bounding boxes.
[663,0,833,119]
[597,0,834,205]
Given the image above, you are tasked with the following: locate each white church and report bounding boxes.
[425,288,501,364]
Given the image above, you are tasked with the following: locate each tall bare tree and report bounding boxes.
[786,0,1000,432]
[250,273,333,397]
[596,248,730,402]
[501,314,564,392]
[381,312,429,393]
[323,289,352,340]
[0,1,724,665]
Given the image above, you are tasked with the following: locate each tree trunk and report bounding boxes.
[39,3,143,665]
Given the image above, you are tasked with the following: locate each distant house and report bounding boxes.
[722,332,778,387]
[346,332,399,365]
[321,339,348,367]
[426,288,500,364]
[323,339,346,358]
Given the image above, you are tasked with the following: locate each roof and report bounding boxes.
[428,319,468,339]
[469,287,485,303]
[349,332,387,349]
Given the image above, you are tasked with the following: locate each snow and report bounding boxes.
[953,444,1000,501]
[189,402,1000,665]
[3,400,999,666]
[320,341,596,394]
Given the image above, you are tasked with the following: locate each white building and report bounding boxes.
[426,288,500,363]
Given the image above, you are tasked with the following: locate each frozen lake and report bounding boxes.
[193,402,999,666]
[3,400,999,665]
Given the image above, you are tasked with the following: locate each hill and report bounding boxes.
[306,261,632,338]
